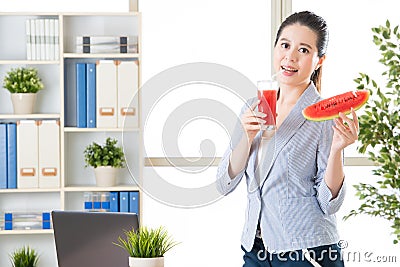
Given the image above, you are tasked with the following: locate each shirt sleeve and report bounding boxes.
[216,98,255,195]
[314,120,346,215]
[216,148,246,195]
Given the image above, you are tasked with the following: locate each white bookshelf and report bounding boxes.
[0,9,142,267]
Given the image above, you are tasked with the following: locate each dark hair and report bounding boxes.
[274,11,329,93]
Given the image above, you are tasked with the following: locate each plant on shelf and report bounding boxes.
[2,67,44,114]
[114,226,179,267]
[84,137,125,187]
[9,246,39,267]
[344,20,400,244]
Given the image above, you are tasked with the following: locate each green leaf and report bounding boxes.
[386,19,391,29]
[382,30,390,39]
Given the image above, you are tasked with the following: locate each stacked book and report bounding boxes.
[75,35,138,54]
[83,191,139,216]
[0,121,60,189]
[26,18,59,60]
[2,212,51,230]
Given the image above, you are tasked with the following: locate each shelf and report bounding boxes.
[0,11,142,267]
[0,114,60,120]
[62,12,140,16]
[0,188,60,194]
[0,60,60,65]
[63,185,140,192]
[0,12,60,16]
[64,53,139,59]
[0,229,53,235]
[0,12,139,17]
[64,127,139,132]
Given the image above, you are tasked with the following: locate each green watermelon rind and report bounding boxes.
[302,90,370,122]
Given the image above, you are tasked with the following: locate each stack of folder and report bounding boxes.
[84,192,110,212]
[1,121,60,188]
[110,191,139,215]
[16,120,60,189]
[75,36,138,54]
[68,60,139,129]
[3,212,51,230]
[82,191,139,216]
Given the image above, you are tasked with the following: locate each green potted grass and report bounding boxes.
[84,137,125,187]
[2,67,44,114]
[9,246,39,267]
[114,226,179,267]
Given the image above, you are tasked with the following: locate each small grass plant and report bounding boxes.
[114,226,179,258]
[9,246,39,267]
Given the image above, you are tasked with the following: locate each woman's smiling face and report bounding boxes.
[273,23,324,89]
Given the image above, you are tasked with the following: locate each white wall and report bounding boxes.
[140,1,270,266]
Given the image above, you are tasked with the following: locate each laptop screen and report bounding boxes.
[52,211,139,267]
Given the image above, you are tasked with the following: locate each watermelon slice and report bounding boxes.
[303,90,370,121]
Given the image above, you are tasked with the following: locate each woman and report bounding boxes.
[216,11,358,266]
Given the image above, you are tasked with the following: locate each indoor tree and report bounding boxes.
[345,20,400,244]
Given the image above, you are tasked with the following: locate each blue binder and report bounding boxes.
[119,192,129,212]
[6,123,17,189]
[42,212,51,229]
[0,124,7,189]
[5,213,12,230]
[129,191,139,215]
[76,63,87,128]
[86,63,96,128]
[110,191,119,212]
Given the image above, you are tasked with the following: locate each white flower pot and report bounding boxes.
[129,257,164,267]
[11,93,37,114]
[94,166,118,187]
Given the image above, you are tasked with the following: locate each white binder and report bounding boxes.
[38,120,60,188]
[96,60,118,128]
[117,60,139,128]
[17,120,39,188]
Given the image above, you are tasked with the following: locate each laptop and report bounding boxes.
[52,211,139,267]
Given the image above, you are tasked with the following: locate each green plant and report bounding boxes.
[9,246,39,267]
[114,226,179,258]
[3,67,44,94]
[344,20,400,244]
[84,137,125,168]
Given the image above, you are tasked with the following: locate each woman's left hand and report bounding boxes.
[331,108,359,153]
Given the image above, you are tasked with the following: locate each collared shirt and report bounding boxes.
[216,83,346,253]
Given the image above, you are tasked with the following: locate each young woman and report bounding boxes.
[216,11,358,266]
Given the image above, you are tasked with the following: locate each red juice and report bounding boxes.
[258,89,277,126]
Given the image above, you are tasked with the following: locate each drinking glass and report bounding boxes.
[257,79,278,133]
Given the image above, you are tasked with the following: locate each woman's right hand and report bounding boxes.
[240,101,266,144]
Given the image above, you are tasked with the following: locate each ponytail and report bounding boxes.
[311,67,322,94]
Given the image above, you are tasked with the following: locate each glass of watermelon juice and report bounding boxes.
[257,79,278,131]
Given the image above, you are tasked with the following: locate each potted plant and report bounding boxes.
[344,20,400,244]
[114,226,179,267]
[84,137,125,187]
[9,246,39,267]
[2,67,44,114]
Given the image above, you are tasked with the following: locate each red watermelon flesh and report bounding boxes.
[303,90,370,121]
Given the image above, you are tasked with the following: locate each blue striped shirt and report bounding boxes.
[216,83,346,253]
